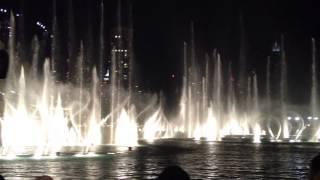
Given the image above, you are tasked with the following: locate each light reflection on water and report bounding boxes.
[0,143,317,179]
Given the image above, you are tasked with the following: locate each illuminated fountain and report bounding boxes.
[141,24,264,143]
[141,26,320,144]
[0,3,138,157]
[2,2,320,158]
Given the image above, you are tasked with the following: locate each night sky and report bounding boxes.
[1,0,320,106]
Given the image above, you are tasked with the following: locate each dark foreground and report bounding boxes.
[0,142,318,179]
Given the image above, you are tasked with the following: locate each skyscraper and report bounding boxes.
[270,41,281,99]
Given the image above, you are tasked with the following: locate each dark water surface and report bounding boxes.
[0,142,319,179]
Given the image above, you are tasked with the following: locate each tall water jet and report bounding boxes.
[128,1,135,107]
[310,38,320,140]
[280,35,289,139]
[311,38,318,117]
[110,48,117,144]
[253,74,259,120]
[238,13,247,108]
[51,0,58,78]
[67,0,76,82]
[98,1,105,144]
[180,42,188,133]
[252,73,261,143]
[6,13,17,91]
[202,54,209,126]
[30,36,40,80]
[77,42,85,139]
[213,52,223,139]
[266,57,271,121]
[225,62,239,135]
[86,68,102,146]
[99,0,105,86]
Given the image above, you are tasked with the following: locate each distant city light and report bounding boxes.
[171,74,175,78]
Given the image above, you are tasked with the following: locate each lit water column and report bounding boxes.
[77,43,85,140]
[67,0,76,82]
[311,38,318,118]
[280,35,289,139]
[181,42,189,134]
[6,13,17,92]
[253,74,261,143]
[98,1,105,143]
[128,1,135,108]
[213,53,223,139]
[311,38,320,140]
[266,57,271,125]
[30,37,40,80]
[51,0,58,79]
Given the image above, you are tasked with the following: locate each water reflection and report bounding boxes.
[0,143,316,179]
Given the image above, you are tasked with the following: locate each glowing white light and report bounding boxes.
[105,70,110,77]
[308,116,312,120]
[314,117,319,120]
[114,109,138,146]
[295,117,300,121]
[36,22,40,25]
[287,117,292,120]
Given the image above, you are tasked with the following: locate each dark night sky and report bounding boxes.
[1,0,320,107]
